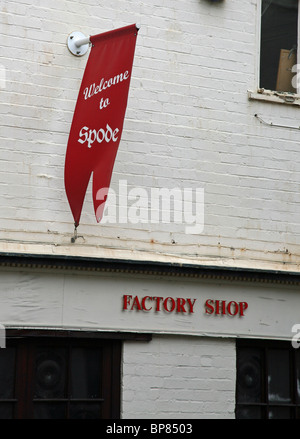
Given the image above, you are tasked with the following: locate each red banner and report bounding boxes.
[64,24,139,227]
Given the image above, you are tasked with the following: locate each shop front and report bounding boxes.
[0,253,299,419]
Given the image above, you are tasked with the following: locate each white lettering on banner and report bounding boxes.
[78,124,120,148]
[99,97,110,110]
[83,70,130,100]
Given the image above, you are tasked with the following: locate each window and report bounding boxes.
[0,336,121,419]
[260,0,298,93]
[236,339,300,419]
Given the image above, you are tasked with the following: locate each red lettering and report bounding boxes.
[222,300,226,315]
[176,298,186,313]
[227,301,239,316]
[164,297,176,312]
[205,299,249,317]
[215,300,221,315]
[153,297,164,311]
[239,301,248,316]
[131,295,142,311]
[205,299,214,315]
[141,296,153,311]
[187,298,196,313]
[123,295,132,310]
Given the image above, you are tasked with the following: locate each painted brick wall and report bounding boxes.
[0,0,299,271]
[122,335,236,419]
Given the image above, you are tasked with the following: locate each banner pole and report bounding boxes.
[75,36,90,47]
[68,25,141,56]
[67,31,90,56]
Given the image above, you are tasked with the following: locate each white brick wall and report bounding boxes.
[122,335,236,419]
[0,0,299,271]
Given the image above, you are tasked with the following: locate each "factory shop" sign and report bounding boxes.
[122,295,248,317]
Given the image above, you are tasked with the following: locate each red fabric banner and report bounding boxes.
[64,24,139,226]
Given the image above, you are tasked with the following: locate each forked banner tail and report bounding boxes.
[64,24,139,226]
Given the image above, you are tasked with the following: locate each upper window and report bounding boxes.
[260,0,299,93]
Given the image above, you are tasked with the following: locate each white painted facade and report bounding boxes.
[0,0,300,419]
[0,0,299,272]
[122,336,236,419]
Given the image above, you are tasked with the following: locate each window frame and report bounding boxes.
[248,0,300,106]
[0,332,125,419]
[236,338,300,419]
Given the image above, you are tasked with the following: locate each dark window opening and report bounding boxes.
[260,0,298,93]
[0,336,121,419]
[236,339,300,419]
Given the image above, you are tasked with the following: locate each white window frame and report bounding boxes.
[248,0,300,106]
